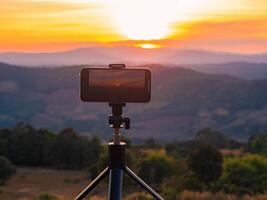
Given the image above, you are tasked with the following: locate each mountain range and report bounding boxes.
[1,47,267,66]
[0,63,267,142]
[184,62,267,80]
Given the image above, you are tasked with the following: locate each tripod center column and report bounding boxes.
[113,128,121,145]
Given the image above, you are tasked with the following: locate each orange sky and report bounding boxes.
[0,0,267,53]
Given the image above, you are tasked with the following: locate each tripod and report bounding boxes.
[75,103,164,200]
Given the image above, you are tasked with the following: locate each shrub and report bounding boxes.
[0,124,103,169]
[124,192,153,200]
[0,156,16,185]
[3,123,53,166]
[220,154,267,195]
[161,185,179,200]
[248,133,267,155]
[187,145,223,183]
[179,191,233,200]
[195,128,230,149]
[138,149,174,186]
[33,194,59,200]
[44,128,103,169]
[144,138,160,149]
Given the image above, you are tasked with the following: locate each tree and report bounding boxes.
[44,128,85,169]
[0,128,12,156]
[45,128,102,169]
[122,137,132,148]
[221,154,267,195]
[164,142,181,159]
[88,150,108,179]
[83,136,103,166]
[1,124,103,169]
[195,128,242,149]
[187,144,223,183]
[144,138,159,149]
[0,156,16,185]
[3,123,53,166]
[138,150,173,186]
[248,133,267,155]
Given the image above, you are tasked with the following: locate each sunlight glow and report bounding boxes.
[107,0,235,40]
[1,0,267,52]
[110,0,179,40]
[135,43,161,49]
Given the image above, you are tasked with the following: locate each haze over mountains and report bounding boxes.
[184,62,267,80]
[1,47,267,66]
[1,63,267,142]
[1,47,267,141]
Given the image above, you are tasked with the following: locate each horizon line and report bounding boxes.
[1,46,267,55]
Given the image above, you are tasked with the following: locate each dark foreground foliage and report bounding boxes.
[1,123,267,197]
[0,156,16,185]
[187,144,223,183]
[0,123,103,169]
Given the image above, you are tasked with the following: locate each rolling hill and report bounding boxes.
[1,47,267,66]
[0,63,267,141]
[184,62,267,80]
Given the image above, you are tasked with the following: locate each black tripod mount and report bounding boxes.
[75,103,164,200]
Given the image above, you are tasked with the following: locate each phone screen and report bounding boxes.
[89,70,145,89]
[81,68,151,103]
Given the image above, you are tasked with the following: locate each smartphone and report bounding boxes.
[80,67,151,103]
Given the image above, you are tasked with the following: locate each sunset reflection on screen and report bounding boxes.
[89,70,145,89]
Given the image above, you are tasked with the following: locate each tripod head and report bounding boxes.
[109,103,130,130]
[108,102,130,145]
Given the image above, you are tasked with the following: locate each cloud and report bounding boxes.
[168,18,267,53]
[0,0,267,53]
[179,19,267,39]
[1,0,101,13]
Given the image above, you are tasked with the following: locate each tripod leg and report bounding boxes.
[75,167,109,200]
[125,167,164,200]
[108,168,123,200]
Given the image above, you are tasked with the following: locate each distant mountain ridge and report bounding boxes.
[183,62,267,80]
[1,63,267,142]
[1,47,267,66]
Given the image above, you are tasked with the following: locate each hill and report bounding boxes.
[184,62,267,80]
[1,47,267,66]
[0,63,267,141]
[0,168,92,200]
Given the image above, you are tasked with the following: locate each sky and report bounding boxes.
[0,0,267,53]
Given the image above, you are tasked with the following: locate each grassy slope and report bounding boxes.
[0,168,105,200]
[1,168,267,200]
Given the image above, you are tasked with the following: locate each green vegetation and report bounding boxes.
[187,144,223,183]
[248,133,267,156]
[124,192,153,200]
[0,156,16,185]
[221,154,267,195]
[33,194,59,200]
[2,124,267,198]
[64,177,81,184]
[138,150,173,186]
[0,123,103,169]
[195,128,242,149]
[44,128,102,169]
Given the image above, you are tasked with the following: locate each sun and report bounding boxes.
[110,0,179,40]
[106,0,225,41]
[134,43,161,49]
